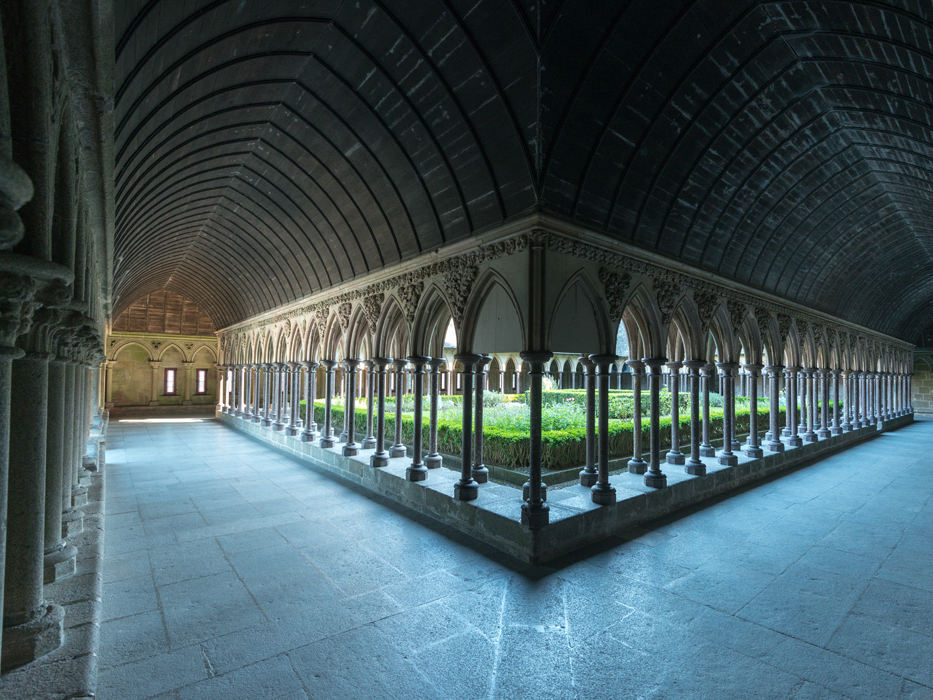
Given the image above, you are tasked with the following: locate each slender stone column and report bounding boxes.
[472,355,491,483]
[342,359,361,456]
[425,359,444,468]
[801,368,817,442]
[798,368,808,436]
[665,361,684,465]
[579,357,598,486]
[406,356,429,480]
[783,367,800,446]
[644,358,668,488]
[765,365,785,452]
[319,360,336,447]
[840,370,851,431]
[817,369,831,438]
[258,364,270,426]
[182,361,194,405]
[684,360,705,474]
[625,361,647,472]
[872,373,880,423]
[287,362,301,435]
[589,354,617,504]
[907,374,913,413]
[59,361,81,536]
[454,354,481,501]
[744,364,763,458]
[700,363,715,457]
[830,370,842,435]
[521,351,551,529]
[241,365,251,419]
[250,365,261,422]
[362,361,377,449]
[370,359,391,466]
[216,364,226,412]
[716,362,739,466]
[300,361,319,440]
[273,363,287,430]
[44,358,75,583]
[389,359,407,458]
[4,350,64,670]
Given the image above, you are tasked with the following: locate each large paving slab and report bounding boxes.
[98,415,933,698]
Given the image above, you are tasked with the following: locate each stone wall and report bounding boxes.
[913,349,933,414]
[105,332,217,412]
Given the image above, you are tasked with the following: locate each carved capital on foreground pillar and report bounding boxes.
[0,155,34,250]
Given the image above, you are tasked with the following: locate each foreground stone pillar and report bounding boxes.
[521,351,551,529]
[273,363,287,430]
[362,361,376,449]
[627,360,647,472]
[389,359,407,458]
[830,370,842,435]
[319,360,336,447]
[817,369,831,438]
[684,360,705,474]
[744,364,763,458]
[666,361,684,465]
[785,367,802,446]
[286,363,299,435]
[406,356,428,480]
[371,359,390,467]
[590,354,617,504]
[43,357,74,584]
[765,365,784,452]
[472,355,490,484]
[717,362,739,466]
[59,361,82,536]
[240,365,251,419]
[644,358,668,488]
[579,357,598,486]
[802,368,817,442]
[454,354,481,501]
[840,370,852,431]
[700,363,715,457]
[3,350,64,670]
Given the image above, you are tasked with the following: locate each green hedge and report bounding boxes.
[300,399,786,473]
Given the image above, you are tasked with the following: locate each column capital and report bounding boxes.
[642,357,666,373]
[763,364,783,375]
[625,358,644,374]
[475,354,492,369]
[301,360,320,371]
[372,357,391,368]
[343,357,361,370]
[743,363,763,376]
[427,357,445,370]
[784,365,799,374]
[456,352,485,368]
[320,359,337,370]
[578,355,594,369]
[391,357,409,371]
[716,361,740,375]
[665,360,683,372]
[683,359,705,372]
[406,355,430,368]
[589,353,617,369]
[287,361,302,369]
[149,361,162,369]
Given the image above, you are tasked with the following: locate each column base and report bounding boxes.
[370,452,389,467]
[72,485,88,508]
[718,453,738,467]
[817,428,830,439]
[766,440,785,453]
[644,471,667,489]
[744,446,764,459]
[803,431,818,443]
[389,444,406,458]
[522,481,548,502]
[830,427,843,436]
[251,415,262,424]
[454,479,478,501]
[287,425,299,436]
[319,435,335,448]
[339,431,349,443]
[273,422,286,431]
[472,465,489,484]
[43,541,77,584]
[786,435,803,447]
[1,603,64,672]
[300,431,316,442]
[731,439,742,451]
[361,437,377,449]
[578,469,598,487]
[342,442,359,456]
[591,483,616,505]
[61,509,84,538]
[424,453,442,469]
[781,428,790,437]
[406,464,428,481]
[627,457,647,474]
[684,460,706,476]
[763,431,773,442]
[261,418,272,427]
[521,502,549,530]
[699,445,716,457]
[666,450,685,465]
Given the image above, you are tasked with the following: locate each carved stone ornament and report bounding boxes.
[397,281,423,325]
[693,289,719,324]
[0,272,38,346]
[654,274,678,325]
[443,256,478,330]
[727,299,746,333]
[755,307,771,340]
[598,267,631,323]
[283,317,291,338]
[336,302,352,330]
[362,293,384,332]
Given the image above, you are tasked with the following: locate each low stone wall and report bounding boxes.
[217,410,914,565]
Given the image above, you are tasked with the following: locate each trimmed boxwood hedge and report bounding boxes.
[300,399,787,473]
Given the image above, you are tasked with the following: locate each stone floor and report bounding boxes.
[98,416,933,699]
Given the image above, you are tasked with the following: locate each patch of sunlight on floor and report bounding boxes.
[117,418,205,423]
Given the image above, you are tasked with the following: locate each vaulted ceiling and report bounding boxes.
[115,1,933,341]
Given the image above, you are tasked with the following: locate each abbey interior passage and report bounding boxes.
[0,1,931,698]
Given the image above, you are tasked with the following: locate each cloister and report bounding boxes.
[0,0,930,697]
